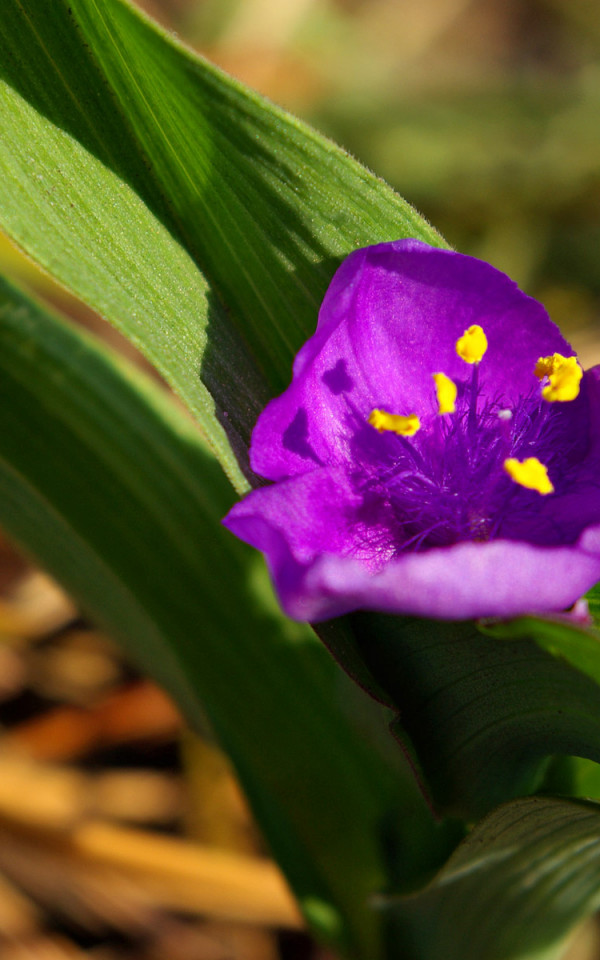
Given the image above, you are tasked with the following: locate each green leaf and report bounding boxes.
[481,615,600,802]
[0,0,445,490]
[586,583,600,626]
[392,795,600,960]
[482,614,600,697]
[347,614,600,820]
[0,275,443,959]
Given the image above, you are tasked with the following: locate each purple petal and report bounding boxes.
[306,537,600,621]
[224,467,600,622]
[252,240,573,481]
[224,468,365,565]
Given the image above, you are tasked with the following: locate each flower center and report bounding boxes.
[358,327,582,554]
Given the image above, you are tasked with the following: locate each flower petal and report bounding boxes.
[223,467,600,622]
[223,467,364,566]
[306,537,600,621]
[252,240,573,481]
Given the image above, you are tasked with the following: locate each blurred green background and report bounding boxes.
[3,0,600,362]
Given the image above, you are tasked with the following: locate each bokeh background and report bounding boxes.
[0,1,599,958]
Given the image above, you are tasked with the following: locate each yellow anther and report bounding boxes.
[432,372,457,415]
[535,353,582,402]
[456,325,488,364]
[535,354,562,379]
[503,457,554,495]
[368,409,421,437]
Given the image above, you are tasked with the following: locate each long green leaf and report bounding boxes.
[0,0,445,489]
[0,275,443,959]
[392,795,600,960]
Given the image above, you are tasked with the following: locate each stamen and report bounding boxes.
[368,409,420,437]
[535,354,563,378]
[456,325,488,364]
[535,353,582,402]
[433,373,457,414]
[503,457,554,495]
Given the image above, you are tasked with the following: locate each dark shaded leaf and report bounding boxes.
[392,795,600,960]
[347,614,600,820]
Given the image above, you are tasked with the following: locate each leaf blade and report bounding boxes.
[0,274,446,958]
[0,0,446,486]
[348,614,600,820]
[393,795,600,960]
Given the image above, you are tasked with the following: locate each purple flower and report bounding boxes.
[224,240,600,621]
